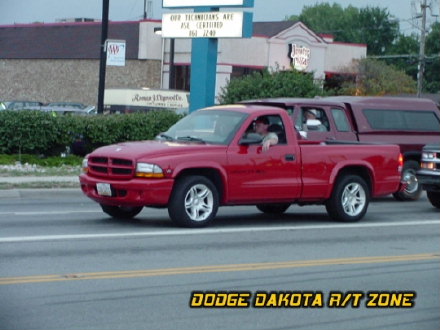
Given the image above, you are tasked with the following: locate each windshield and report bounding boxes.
[159,110,247,145]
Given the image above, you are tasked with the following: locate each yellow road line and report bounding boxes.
[1,253,438,285]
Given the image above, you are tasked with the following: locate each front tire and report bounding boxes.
[326,175,369,222]
[100,204,143,219]
[256,203,290,214]
[393,160,422,201]
[168,176,219,228]
[427,191,440,209]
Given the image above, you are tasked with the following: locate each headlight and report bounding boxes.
[81,157,88,173]
[422,152,436,160]
[135,162,164,178]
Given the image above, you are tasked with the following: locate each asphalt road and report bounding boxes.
[0,191,439,330]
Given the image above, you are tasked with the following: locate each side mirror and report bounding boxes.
[239,133,263,145]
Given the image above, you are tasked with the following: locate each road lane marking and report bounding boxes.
[0,220,439,243]
[0,253,438,285]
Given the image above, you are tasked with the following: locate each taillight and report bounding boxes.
[398,154,403,173]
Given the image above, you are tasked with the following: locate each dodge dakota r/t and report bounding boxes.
[79,105,403,227]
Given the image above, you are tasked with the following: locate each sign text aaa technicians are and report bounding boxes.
[190,291,416,308]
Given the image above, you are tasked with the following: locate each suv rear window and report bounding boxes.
[363,109,440,132]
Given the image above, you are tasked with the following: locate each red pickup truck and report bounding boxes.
[79,105,403,227]
[242,96,440,201]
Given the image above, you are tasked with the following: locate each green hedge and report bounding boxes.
[0,110,182,156]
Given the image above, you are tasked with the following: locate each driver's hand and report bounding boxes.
[262,140,271,152]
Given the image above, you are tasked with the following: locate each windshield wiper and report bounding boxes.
[156,133,174,141]
[176,136,206,143]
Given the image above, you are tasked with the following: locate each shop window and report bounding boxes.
[174,65,190,91]
[231,66,263,80]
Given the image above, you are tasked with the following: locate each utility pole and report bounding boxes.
[97,0,109,114]
[417,0,428,97]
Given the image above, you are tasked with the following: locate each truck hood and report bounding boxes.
[90,140,227,160]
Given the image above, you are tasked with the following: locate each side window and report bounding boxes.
[267,115,287,144]
[300,107,330,132]
[245,115,287,144]
[331,108,350,132]
[363,109,440,131]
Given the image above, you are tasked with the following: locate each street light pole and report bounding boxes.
[169,38,175,89]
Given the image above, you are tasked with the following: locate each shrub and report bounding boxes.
[0,110,182,156]
[0,153,82,167]
[218,68,325,104]
[0,111,60,155]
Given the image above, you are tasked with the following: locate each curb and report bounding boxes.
[0,188,84,199]
[0,176,79,183]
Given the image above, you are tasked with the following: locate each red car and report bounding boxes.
[79,105,403,227]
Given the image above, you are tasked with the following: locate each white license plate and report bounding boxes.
[96,183,112,196]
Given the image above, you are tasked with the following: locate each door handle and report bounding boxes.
[285,154,295,161]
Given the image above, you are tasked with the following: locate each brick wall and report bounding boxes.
[0,59,161,106]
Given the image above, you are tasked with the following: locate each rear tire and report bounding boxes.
[393,160,422,201]
[256,203,290,214]
[326,175,369,222]
[100,204,143,219]
[168,176,219,228]
[427,191,440,209]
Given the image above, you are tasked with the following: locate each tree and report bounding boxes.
[218,68,324,104]
[338,58,416,96]
[287,3,399,55]
[386,33,419,73]
[424,22,440,93]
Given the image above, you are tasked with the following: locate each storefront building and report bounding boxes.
[0,19,366,106]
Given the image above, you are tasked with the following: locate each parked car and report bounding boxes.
[43,102,96,115]
[0,101,10,110]
[4,100,44,110]
[79,104,403,227]
[417,144,440,209]
[241,96,440,201]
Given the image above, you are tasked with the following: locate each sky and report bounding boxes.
[1,0,439,34]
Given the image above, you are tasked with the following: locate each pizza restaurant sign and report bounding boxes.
[289,44,311,71]
[104,89,189,109]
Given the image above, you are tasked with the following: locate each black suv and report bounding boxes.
[417,144,440,208]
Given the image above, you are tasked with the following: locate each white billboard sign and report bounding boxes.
[162,12,244,38]
[106,40,126,66]
[104,89,189,109]
[163,0,249,7]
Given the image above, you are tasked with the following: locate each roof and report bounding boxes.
[0,21,139,59]
[241,96,439,110]
[323,96,438,109]
[252,21,297,37]
[201,104,287,114]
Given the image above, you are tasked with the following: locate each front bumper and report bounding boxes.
[79,174,174,207]
[417,169,440,191]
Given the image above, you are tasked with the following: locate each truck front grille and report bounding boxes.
[88,156,134,179]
